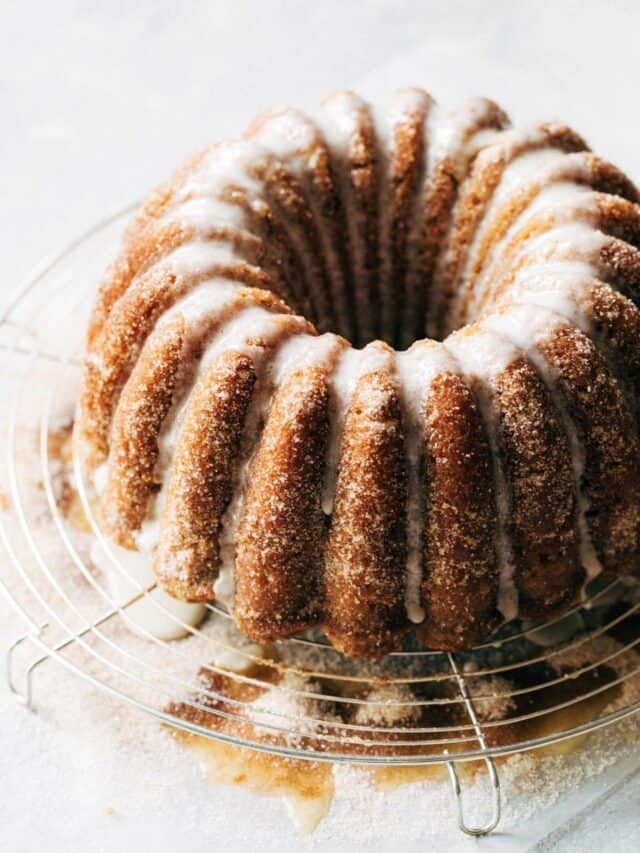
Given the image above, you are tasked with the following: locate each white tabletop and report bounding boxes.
[3,2,640,850]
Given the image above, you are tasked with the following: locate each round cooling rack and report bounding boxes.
[3,207,640,839]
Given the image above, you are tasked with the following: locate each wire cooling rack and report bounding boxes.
[3,207,640,839]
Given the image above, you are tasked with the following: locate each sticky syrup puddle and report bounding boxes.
[166,663,621,832]
[172,732,336,832]
[169,710,453,831]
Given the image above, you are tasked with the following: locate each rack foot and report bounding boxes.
[447,757,501,837]
[6,629,49,711]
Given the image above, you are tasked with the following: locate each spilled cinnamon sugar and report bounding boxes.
[48,423,93,532]
[167,650,622,831]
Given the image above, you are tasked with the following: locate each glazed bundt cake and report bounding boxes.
[75,87,640,658]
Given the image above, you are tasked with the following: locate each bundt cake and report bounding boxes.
[75,87,640,658]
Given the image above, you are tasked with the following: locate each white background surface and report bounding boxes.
[3,1,640,850]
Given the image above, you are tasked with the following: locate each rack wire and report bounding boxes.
[2,208,640,839]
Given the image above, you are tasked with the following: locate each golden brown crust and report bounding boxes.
[79,273,286,464]
[598,237,640,302]
[585,284,640,417]
[491,357,582,616]
[537,325,640,574]
[247,108,351,339]
[411,97,509,342]
[88,148,209,345]
[419,371,500,649]
[153,351,257,600]
[321,92,379,345]
[382,88,432,347]
[324,351,408,657]
[234,365,331,638]
[596,194,640,247]
[245,136,333,332]
[101,318,186,547]
[437,124,588,335]
[476,193,640,319]
[459,153,638,328]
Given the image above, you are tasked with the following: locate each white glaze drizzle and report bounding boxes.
[165,238,242,276]
[500,261,599,332]
[480,305,603,580]
[444,328,520,621]
[423,100,510,338]
[316,92,375,342]
[428,98,504,181]
[250,109,347,334]
[216,329,343,604]
[181,140,266,200]
[90,540,206,640]
[370,94,395,344]
[248,109,317,161]
[465,183,599,324]
[134,306,304,559]
[395,341,459,623]
[321,342,393,514]
[162,195,248,231]
[453,145,571,324]
[510,220,609,266]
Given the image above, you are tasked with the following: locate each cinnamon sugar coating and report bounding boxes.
[419,371,499,649]
[235,365,331,638]
[153,351,257,600]
[101,318,185,548]
[439,123,588,335]
[324,353,408,658]
[537,325,640,575]
[491,358,582,616]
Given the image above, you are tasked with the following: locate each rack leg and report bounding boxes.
[6,630,49,711]
[5,588,154,711]
[446,757,501,837]
[446,652,502,836]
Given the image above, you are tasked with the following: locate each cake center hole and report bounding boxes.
[311,272,443,350]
